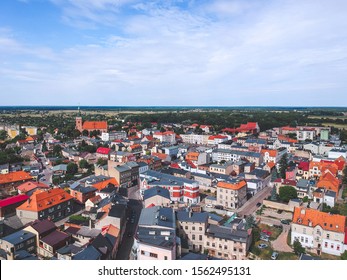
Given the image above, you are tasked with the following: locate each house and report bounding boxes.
[153,131,176,144]
[16,189,74,224]
[212,149,263,166]
[0,230,36,260]
[143,186,171,208]
[0,171,32,190]
[72,245,102,260]
[17,181,50,196]
[0,194,29,218]
[91,177,119,191]
[246,179,263,196]
[176,210,209,253]
[291,207,346,256]
[141,170,200,204]
[208,135,228,145]
[39,230,70,258]
[52,164,68,175]
[70,185,97,204]
[297,129,316,141]
[209,162,233,175]
[261,148,286,164]
[0,163,9,174]
[204,219,252,260]
[222,122,260,135]
[24,219,56,250]
[96,147,111,159]
[132,206,178,260]
[297,161,310,180]
[180,134,209,145]
[296,179,310,199]
[216,180,247,210]
[186,151,209,165]
[316,172,340,194]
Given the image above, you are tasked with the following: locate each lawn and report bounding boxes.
[258,224,283,241]
[277,252,298,260]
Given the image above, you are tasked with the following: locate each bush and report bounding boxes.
[279,186,298,202]
[293,240,305,256]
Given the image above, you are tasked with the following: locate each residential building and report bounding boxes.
[153,131,176,144]
[101,131,127,141]
[204,219,252,260]
[212,149,263,166]
[16,189,74,224]
[186,152,209,165]
[291,207,346,256]
[0,171,32,190]
[297,129,315,141]
[75,117,108,133]
[216,180,247,210]
[70,185,97,204]
[176,210,208,253]
[0,195,29,218]
[143,186,171,208]
[132,206,178,260]
[180,134,209,145]
[0,230,36,260]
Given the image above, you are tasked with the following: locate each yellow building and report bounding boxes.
[7,128,19,139]
[23,126,38,136]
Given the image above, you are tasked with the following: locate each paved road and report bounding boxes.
[271,224,293,253]
[116,185,143,260]
[237,186,272,217]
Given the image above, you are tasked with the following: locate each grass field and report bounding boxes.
[321,123,347,129]
[308,115,347,120]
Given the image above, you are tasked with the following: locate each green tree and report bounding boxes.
[67,162,78,175]
[82,130,89,136]
[293,240,305,256]
[79,159,90,169]
[0,130,8,140]
[341,250,347,260]
[342,165,347,185]
[279,186,298,202]
[279,153,288,179]
[270,187,278,201]
[42,141,48,152]
[245,215,256,230]
[53,145,62,156]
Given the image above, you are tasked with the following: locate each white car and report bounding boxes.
[206,204,213,208]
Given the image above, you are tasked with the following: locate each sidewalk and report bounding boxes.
[271,225,293,253]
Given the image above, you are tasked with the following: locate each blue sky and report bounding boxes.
[0,0,347,106]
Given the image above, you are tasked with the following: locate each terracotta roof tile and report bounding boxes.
[92,178,119,191]
[217,180,247,190]
[83,121,107,130]
[17,188,73,212]
[0,194,29,208]
[292,207,346,233]
[0,171,32,185]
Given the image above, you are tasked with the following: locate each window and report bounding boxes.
[185,226,188,230]
[207,242,210,246]
[199,227,202,231]
[239,248,243,253]
[212,243,215,248]
[150,253,158,258]
[300,236,304,242]
[141,250,145,255]
[218,252,222,256]
[224,245,228,250]
[192,235,195,240]
[326,234,330,239]
[337,245,340,251]
[324,242,328,248]
[192,226,195,231]
[219,244,222,249]
[224,254,228,258]
[199,235,202,241]
[305,237,308,243]
[164,256,168,260]
[233,248,237,252]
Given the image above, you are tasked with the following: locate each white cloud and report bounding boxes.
[1,0,347,105]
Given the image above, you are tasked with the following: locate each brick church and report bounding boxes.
[75,117,108,133]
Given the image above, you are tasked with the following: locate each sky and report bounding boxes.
[0,0,347,106]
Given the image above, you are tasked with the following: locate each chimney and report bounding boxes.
[188,210,193,218]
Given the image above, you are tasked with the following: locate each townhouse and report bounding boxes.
[216,180,247,210]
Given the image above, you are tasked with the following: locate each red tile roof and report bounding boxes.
[83,121,107,131]
[292,207,346,233]
[96,147,111,155]
[298,161,309,171]
[261,149,277,157]
[0,171,32,185]
[17,181,50,193]
[0,194,29,208]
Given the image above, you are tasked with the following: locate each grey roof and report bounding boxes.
[206,224,249,243]
[143,170,197,185]
[15,250,39,260]
[114,165,131,172]
[297,179,309,189]
[249,169,269,178]
[52,164,68,172]
[245,139,266,144]
[136,227,176,249]
[73,245,101,260]
[137,162,148,167]
[73,185,97,194]
[207,213,224,223]
[191,172,212,179]
[108,204,127,218]
[139,206,175,229]
[143,186,170,200]
[57,244,83,256]
[2,230,35,245]
[325,190,336,198]
[125,161,139,168]
[176,211,209,223]
[161,167,189,176]
[213,148,261,158]
[299,254,321,260]
[76,227,101,238]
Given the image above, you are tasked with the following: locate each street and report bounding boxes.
[116,185,143,260]
[237,186,272,217]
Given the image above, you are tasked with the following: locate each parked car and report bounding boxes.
[258,243,268,249]
[256,202,262,207]
[281,219,291,225]
[271,252,279,260]
[206,204,213,208]
[214,205,224,210]
[273,224,283,229]
[260,235,269,242]
[262,230,272,236]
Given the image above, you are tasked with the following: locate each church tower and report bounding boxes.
[76,116,83,132]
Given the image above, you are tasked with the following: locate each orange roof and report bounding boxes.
[130,144,142,149]
[17,188,73,212]
[261,149,277,157]
[267,162,276,169]
[0,171,32,185]
[151,152,169,161]
[317,172,340,193]
[92,178,119,191]
[88,195,102,204]
[282,126,297,131]
[278,135,298,143]
[320,163,338,176]
[103,224,120,238]
[217,180,247,191]
[186,152,199,161]
[17,181,50,193]
[83,121,107,130]
[292,207,346,233]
